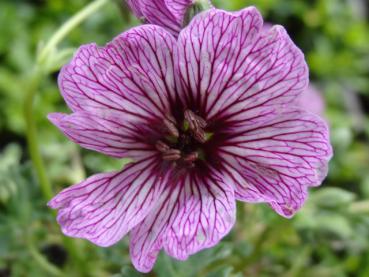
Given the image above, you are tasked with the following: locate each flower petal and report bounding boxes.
[164,0,192,22]
[177,8,308,122]
[48,157,169,247]
[126,0,144,18]
[59,25,178,121]
[178,7,261,115]
[126,0,193,34]
[219,110,332,217]
[48,111,155,159]
[138,0,185,36]
[129,168,235,272]
[261,23,325,115]
[163,170,235,260]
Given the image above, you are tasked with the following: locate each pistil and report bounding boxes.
[157,111,210,166]
[184,110,207,130]
[184,110,208,143]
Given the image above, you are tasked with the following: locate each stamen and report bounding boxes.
[184,110,207,130]
[195,114,207,128]
[196,116,207,129]
[192,129,207,144]
[155,140,170,152]
[166,114,176,124]
[184,110,197,130]
[183,152,199,163]
[184,110,208,143]
[162,149,181,161]
[157,111,210,164]
[164,118,179,138]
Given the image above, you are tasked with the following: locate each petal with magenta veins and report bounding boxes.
[126,0,193,36]
[59,25,178,121]
[215,25,309,124]
[129,167,235,272]
[178,8,308,123]
[178,7,262,115]
[126,0,144,17]
[139,0,183,35]
[164,0,193,22]
[48,111,155,160]
[219,109,332,217]
[48,157,169,247]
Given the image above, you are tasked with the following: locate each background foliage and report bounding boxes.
[0,0,369,276]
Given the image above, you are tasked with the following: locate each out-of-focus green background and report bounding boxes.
[1,0,369,276]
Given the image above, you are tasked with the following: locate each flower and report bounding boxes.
[48,7,332,272]
[126,0,193,36]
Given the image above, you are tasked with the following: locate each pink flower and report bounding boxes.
[48,7,332,272]
[126,0,193,36]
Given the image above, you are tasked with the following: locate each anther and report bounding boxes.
[192,129,207,144]
[155,140,170,152]
[164,118,179,138]
[166,114,177,124]
[197,117,207,129]
[183,152,199,163]
[162,149,181,161]
[184,110,207,130]
[184,110,197,130]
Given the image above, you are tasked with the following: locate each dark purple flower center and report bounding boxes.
[156,110,210,168]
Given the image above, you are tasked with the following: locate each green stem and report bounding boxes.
[38,0,110,65]
[23,62,87,277]
[24,0,111,275]
[24,67,53,200]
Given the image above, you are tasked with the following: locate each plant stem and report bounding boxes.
[26,0,111,209]
[24,67,53,200]
[38,0,110,65]
[23,0,112,275]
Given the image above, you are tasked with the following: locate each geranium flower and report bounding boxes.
[126,0,193,36]
[48,7,332,272]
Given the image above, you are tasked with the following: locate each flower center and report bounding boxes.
[156,110,209,167]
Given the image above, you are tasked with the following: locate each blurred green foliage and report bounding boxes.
[0,0,369,276]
